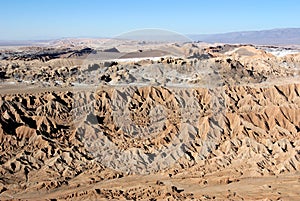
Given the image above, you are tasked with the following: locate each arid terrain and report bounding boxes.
[1,38,300,200]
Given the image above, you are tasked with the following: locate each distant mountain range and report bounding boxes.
[1,28,300,46]
[188,28,300,45]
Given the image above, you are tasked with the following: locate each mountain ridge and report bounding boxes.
[188,28,300,45]
[1,28,300,46]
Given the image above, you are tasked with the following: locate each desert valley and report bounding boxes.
[0,35,300,200]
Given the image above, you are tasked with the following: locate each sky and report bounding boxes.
[0,0,300,40]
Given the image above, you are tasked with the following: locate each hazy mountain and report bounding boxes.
[188,28,300,45]
[1,28,300,46]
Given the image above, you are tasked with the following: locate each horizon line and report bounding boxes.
[1,27,300,42]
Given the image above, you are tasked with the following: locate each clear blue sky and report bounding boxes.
[0,0,299,40]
